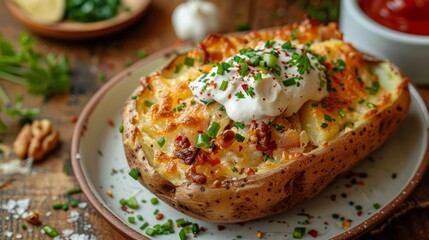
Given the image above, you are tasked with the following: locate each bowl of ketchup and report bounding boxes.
[340,0,429,84]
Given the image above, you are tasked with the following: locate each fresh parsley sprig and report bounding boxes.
[0,32,70,96]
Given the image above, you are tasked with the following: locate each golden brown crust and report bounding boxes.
[122,20,410,223]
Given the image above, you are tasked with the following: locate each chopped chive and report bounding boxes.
[137,215,144,221]
[140,222,149,230]
[129,216,136,224]
[146,228,156,237]
[207,121,221,138]
[70,200,78,208]
[184,57,194,67]
[129,168,141,180]
[52,203,64,210]
[235,92,245,99]
[196,133,211,148]
[126,197,140,209]
[192,223,200,234]
[151,197,159,205]
[231,166,238,172]
[311,103,318,107]
[219,106,226,111]
[153,209,159,215]
[67,188,82,195]
[281,40,292,50]
[157,137,166,148]
[62,203,69,211]
[373,203,381,209]
[321,123,329,129]
[254,72,263,81]
[291,29,299,40]
[233,122,245,129]
[339,109,346,118]
[263,153,274,162]
[240,63,249,77]
[283,78,296,87]
[292,227,306,239]
[324,114,333,122]
[173,104,186,112]
[219,80,228,91]
[273,124,285,132]
[179,228,186,240]
[358,98,365,104]
[367,102,377,108]
[43,226,59,237]
[144,100,154,107]
[234,133,245,142]
[175,63,184,73]
[176,218,191,227]
[119,124,124,133]
[216,64,224,75]
[263,53,277,68]
[21,224,27,230]
[131,95,138,100]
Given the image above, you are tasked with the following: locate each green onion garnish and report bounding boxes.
[339,109,346,118]
[151,197,159,205]
[281,40,292,50]
[367,102,377,108]
[273,124,285,132]
[263,53,277,68]
[67,188,82,195]
[283,78,296,87]
[128,216,136,224]
[128,168,141,180]
[254,72,263,81]
[292,227,306,239]
[144,100,154,107]
[192,223,200,234]
[207,121,221,138]
[196,133,211,148]
[321,123,329,129]
[137,215,144,221]
[233,122,245,129]
[126,197,140,209]
[179,228,186,240]
[219,80,228,91]
[119,124,124,133]
[324,114,333,122]
[146,228,156,237]
[234,133,245,142]
[43,226,59,237]
[52,203,64,210]
[240,63,249,77]
[140,222,149,230]
[157,137,166,148]
[70,200,78,208]
[184,57,194,67]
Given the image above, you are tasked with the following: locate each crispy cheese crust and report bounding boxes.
[122,19,410,223]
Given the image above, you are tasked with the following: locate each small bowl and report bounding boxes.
[340,0,429,85]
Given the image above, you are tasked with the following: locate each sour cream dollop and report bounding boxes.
[189,41,328,123]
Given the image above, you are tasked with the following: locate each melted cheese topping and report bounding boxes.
[131,21,405,186]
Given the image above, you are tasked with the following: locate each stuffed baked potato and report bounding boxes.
[122,19,410,223]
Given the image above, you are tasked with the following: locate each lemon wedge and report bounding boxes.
[14,0,65,23]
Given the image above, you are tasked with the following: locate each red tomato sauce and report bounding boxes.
[359,0,429,35]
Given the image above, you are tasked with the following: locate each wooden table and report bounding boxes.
[0,1,428,239]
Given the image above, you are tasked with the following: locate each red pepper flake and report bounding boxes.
[200,226,207,232]
[121,205,133,214]
[111,168,118,175]
[238,145,243,152]
[217,225,226,231]
[108,119,115,127]
[308,229,318,238]
[357,210,363,216]
[228,93,232,99]
[357,180,365,186]
[212,158,220,166]
[70,116,78,123]
[241,84,249,91]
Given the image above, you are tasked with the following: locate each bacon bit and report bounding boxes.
[256,231,263,239]
[217,225,226,231]
[106,190,113,198]
[108,119,115,127]
[219,130,235,148]
[155,213,164,220]
[25,211,40,225]
[200,226,207,232]
[342,219,352,229]
[241,84,249,91]
[243,168,255,176]
[121,205,133,214]
[70,116,78,123]
[212,158,220,166]
[238,145,243,152]
[308,229,318,238]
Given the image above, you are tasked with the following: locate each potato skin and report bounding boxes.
[122,62,410,223]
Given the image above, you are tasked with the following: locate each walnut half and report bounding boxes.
[13,119,59,161]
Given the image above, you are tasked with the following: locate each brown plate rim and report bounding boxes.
[71,46,429,240]
[5,0,152,39]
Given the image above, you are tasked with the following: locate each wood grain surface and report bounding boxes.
[0,1,428,239]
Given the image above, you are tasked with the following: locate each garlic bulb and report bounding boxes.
[172,0,220,41]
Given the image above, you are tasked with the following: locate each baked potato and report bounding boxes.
[122,19,410,223]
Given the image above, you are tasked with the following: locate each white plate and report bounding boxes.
[71,47,429,240]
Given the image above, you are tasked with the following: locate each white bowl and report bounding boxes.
[340,0,429,85]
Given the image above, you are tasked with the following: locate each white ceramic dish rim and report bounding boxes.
[71,46,429,240]
[346,0,429,44]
